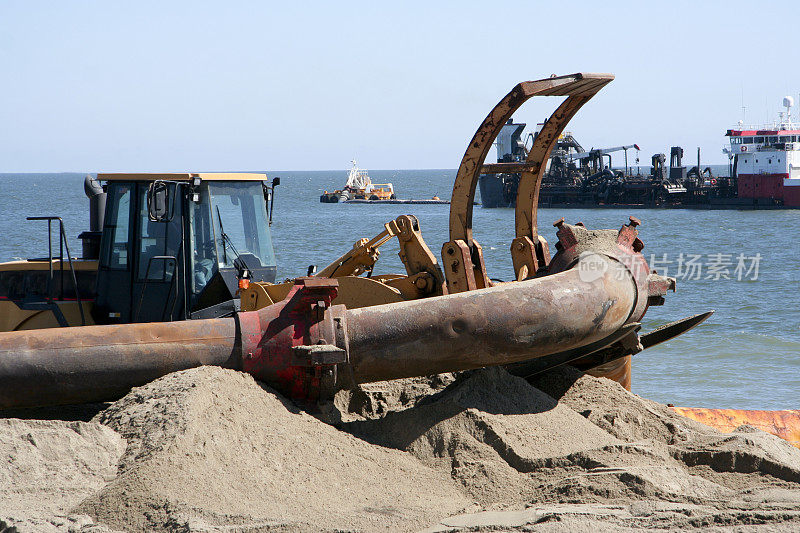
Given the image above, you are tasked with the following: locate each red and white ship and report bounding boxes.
[727,96,800,207]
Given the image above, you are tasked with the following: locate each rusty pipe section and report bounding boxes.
[0,319,239,409]
[233,249,640,400]
[345,255,637,384]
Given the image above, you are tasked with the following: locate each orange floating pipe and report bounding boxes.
[585,355,631,390]
[670,407,800,449]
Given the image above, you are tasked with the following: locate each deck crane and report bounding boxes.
[569,144,640,174]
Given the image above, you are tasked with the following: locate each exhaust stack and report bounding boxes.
[78,174,106,260]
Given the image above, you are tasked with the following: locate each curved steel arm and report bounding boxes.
[445,73,613,287]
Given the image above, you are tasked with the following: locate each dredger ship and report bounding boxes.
[0,73,797,448]
[480,96,800,209]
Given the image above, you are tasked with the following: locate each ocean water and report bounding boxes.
[0,170,797,410]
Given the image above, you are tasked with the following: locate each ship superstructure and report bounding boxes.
[727,97,800,207]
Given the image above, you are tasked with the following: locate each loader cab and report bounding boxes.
[93,173,278,324]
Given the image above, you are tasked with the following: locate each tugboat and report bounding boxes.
[320,160,396,203]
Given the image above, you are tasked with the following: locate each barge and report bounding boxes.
[479,97,800,209]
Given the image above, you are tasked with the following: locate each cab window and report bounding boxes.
[209,182,276,271]
[137,184,182,281]
[189,186,216,298]
[102,183,132,270]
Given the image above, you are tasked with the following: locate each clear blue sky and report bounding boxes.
[2,1,799,172]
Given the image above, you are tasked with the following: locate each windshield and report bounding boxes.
[208,182,275,271]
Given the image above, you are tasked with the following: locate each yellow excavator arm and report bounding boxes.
[241,214,446,312]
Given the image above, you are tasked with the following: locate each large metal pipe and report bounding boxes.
[0,251,639,409]
[0,319,238,408]
[346,256,636,383]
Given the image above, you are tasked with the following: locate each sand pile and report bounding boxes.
[411,367,800,531]
[76,367,470,532]
[0,418,125,532]
[333,373,457,421]
[1,364,799,532]
[344,367,623,505]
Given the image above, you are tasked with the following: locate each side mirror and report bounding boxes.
[268,177,280,226]
[147,181,173,222]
